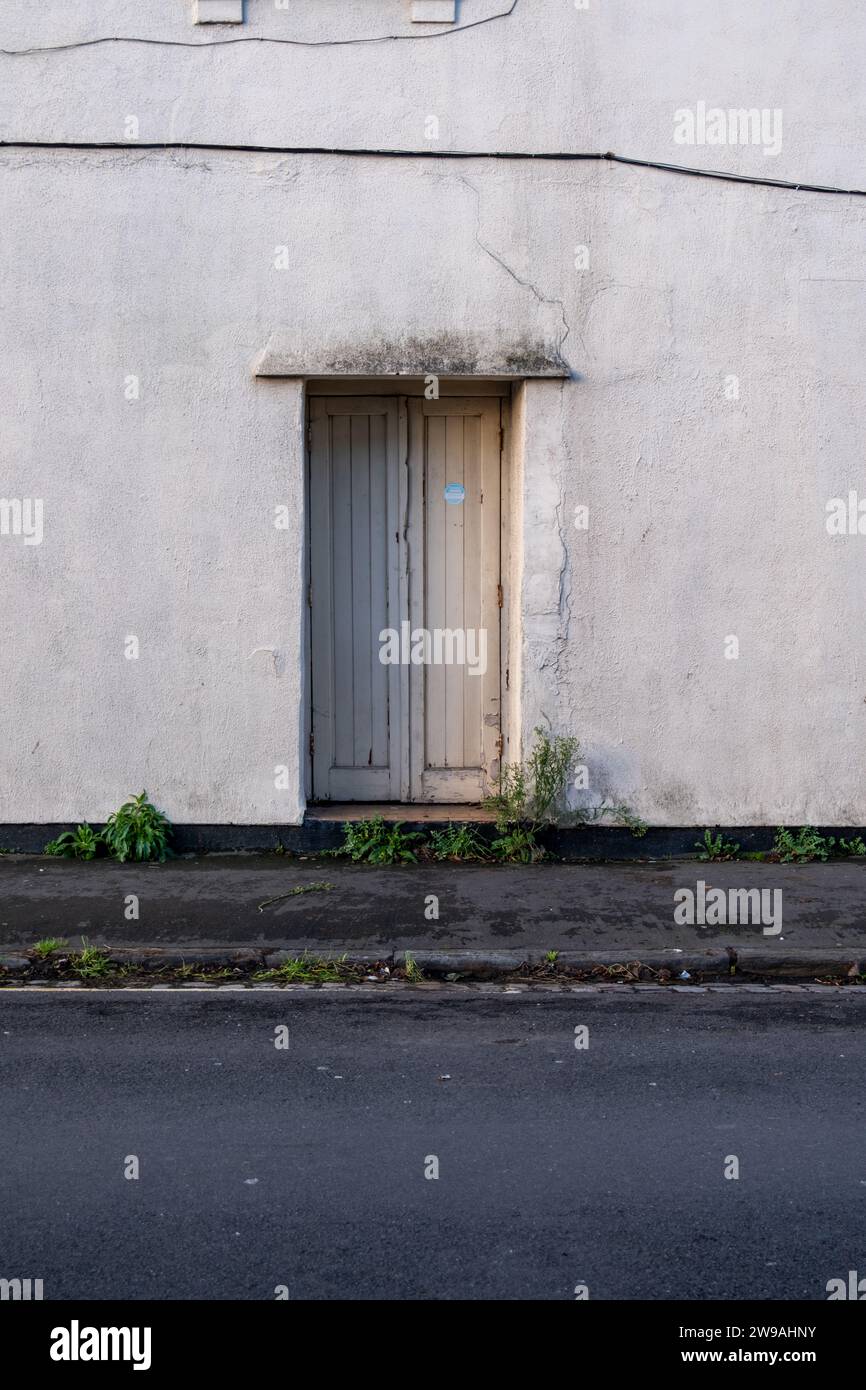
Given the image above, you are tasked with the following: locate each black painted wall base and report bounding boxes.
[2,821,865,861]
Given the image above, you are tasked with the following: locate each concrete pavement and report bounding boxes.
[2,855,866,978]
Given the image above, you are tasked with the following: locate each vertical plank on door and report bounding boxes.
[350,414,372,769]
[330,413,353,771]
[369,410,389,770]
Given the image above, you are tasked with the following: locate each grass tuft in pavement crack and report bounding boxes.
[403,951,424,984]
[32,937,68,958]
[253,954,348,984]
[70,939,113,980]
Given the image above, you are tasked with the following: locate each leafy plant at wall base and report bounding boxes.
[839,837,866,857]
[43,824,102,860]
[428,823,490,861]
[484,728,580,861]
[486,728,579,831]
[491,825,544,864]
[603,804,649,838]
[101,792,172,863]
[335,817,424,864]
[485,727,646,854]
[773,826,833,863]
[528,729,581,825]
[696,829,741,862]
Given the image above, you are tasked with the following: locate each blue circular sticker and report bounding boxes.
[444,483,465,506]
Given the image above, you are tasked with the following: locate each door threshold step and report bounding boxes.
[305,803,497,824]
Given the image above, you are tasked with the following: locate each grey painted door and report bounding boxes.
[309,394,501,802]
[309,398,404,800]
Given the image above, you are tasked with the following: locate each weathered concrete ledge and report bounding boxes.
[252,331,571,379]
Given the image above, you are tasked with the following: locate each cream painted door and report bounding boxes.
[407,398,502,803]
[309,394,501,802]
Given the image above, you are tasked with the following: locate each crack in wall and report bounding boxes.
[455,173,572,367]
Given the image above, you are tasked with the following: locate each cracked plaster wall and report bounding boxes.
[2,0,866,824]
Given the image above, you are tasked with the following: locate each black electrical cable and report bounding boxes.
[0,141,862,198]
[2,3,520,54]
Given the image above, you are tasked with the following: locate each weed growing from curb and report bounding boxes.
[252,954,346,984]
[403,952,424,983]
[32,937,69,958]
[71,940,113,980]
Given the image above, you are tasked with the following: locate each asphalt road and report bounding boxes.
[1,989,864,1301]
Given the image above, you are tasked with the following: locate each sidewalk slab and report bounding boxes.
[1,857,865,967]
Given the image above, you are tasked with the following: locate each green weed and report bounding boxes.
[44,824,101,860]
[335,818,423,864]
[772,827,866,862]
[253,954,346,984]
[428,823,490,861]
[696,829,741,862]
[70,939,113,979]
[490,825,546,863]
[403,951,424,983]
[32,937,68,958]
[102,791,172,863]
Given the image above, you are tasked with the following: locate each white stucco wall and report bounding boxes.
[1,0,865,825]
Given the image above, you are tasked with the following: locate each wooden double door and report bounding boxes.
[309,394,503,802]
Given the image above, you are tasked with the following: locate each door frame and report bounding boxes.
[304,379,511,805]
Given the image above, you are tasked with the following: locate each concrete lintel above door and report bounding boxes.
[253,334,570,380]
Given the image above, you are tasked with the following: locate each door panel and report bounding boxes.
[407,398,502,802]
[309,398,402,800]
